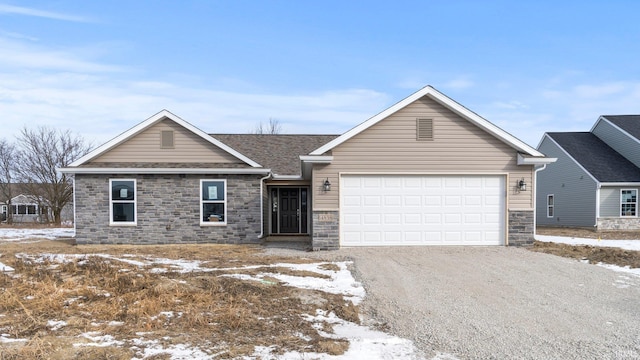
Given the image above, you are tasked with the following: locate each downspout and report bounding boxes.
[73,176,77,237]
[532,164,548,238]
[258,172,273,239]
[595,183,601,228]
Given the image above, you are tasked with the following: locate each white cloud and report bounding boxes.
[0,3,91,22]
[442,78,475,90]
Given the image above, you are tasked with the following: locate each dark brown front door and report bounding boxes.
[279,189,299,233]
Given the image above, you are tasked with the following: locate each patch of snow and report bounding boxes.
[75,332,124,347]
[596,263,640,278]
[48,320,67,331]
[0,228,74,242]
[0,260,14,272]
[536,235,640,251]
[1,333,27,343]
[130,339,216,360]
[247,309,427,359]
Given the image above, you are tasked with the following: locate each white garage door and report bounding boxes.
[341,175,505,246]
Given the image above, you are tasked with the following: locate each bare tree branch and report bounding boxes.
[252,118,282,134]
[15,126,92,225]
[0,139,16,223]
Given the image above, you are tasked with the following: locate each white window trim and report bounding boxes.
[620,188,638,217]
[200,179,227,226]
[109,178,137,226]
[547,194,554,218]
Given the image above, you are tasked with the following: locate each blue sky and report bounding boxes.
[1,1,640,148]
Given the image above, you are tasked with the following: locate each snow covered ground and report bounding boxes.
[0,227,74,242]
[536,234,640,277]
[1,229,638,359]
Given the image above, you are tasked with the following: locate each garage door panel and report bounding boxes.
[341,175,505,246]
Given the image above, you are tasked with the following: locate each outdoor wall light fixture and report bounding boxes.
[518,178,527,191]
[323,178,331,192]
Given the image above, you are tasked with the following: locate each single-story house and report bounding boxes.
[537,115,640,230]
[60,86,553,249]
[1,184,72,223]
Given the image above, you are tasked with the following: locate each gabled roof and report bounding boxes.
[69,110,261,168]
[546,132,640,182]
[310,85,544,157]
[600,115,640,140]
[212,134,339,176]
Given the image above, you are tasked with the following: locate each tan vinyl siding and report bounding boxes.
[93,119,243,164]
[312,95,533,209]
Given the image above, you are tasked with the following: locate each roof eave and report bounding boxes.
[58,167,272,175]
[517,153,557,166]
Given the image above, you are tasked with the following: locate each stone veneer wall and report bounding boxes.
[74,173,262,245]
[597,217,640,230]
[508,210,535,246]
[312,210,339,250]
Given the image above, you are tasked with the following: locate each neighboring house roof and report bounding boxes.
[546,132,640,182]
[601,115,640,140]
[310,85,545,157]
[212,134,339,176]
[69,110,261,168]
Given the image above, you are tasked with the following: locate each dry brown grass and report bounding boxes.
[0,240,358,359]
[531,241,640,268]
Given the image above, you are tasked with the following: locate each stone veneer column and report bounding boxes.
[312,210,340,250]
[508,210,535,246]
[74,173,262,245]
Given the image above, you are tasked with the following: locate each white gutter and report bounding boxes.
[272,174,303,180]
[299,155,333,163]
[258,172,273,239]
[599,182,640,186]
[532,164,549,238]
[58,167,272,175]
[517,153,557,166]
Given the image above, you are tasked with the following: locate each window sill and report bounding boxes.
[109,222,137,226]
[200,222,227,227]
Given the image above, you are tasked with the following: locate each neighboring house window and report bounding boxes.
[110,179,137,225]
[201,179,226,225]
[17,205,27,214]
[27,205,36,215]
[547,195,554,218]
[620,189,637,217]
[1,205,6,214]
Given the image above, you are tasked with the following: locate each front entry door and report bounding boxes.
[271,187,308,234]
[279,189,299,233]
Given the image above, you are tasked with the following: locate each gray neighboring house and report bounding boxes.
[1,184,73,223]
[537,115,640,230]
[60,86,553,248]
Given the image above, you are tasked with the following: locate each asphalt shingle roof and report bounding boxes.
[547,132,640,182]
[601,115,640,141]
[211,134,339,176]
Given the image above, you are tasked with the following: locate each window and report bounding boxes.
[27,205,36,215]
[1,205,6,214]
[17,205,27,214]
[201,179,226,225]
[161,130,174,148]
[417,118,434,140]
[620,189,637,217]
[110,179,136,225]
[547,194,554,218]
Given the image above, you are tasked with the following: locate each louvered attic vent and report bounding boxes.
[161,130,174,148]
[417,118,433,140]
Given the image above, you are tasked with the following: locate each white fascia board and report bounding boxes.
[58,167,271,175]
[517,153,557,165]
[299,155,333,163]
[599,182,640,187]
[310,85,543,157]
[69,110,261,168]
[595,116,640,145]
[271,174,303,180]
[589,116,606,133]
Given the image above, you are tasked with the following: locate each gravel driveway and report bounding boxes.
[267,246,640,359]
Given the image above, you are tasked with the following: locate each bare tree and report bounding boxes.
[15,126,92,225]
[0,139,16,223]
[252,118,282,134]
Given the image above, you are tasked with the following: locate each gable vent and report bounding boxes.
[161,130,174,149]
[417,118,433,140]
